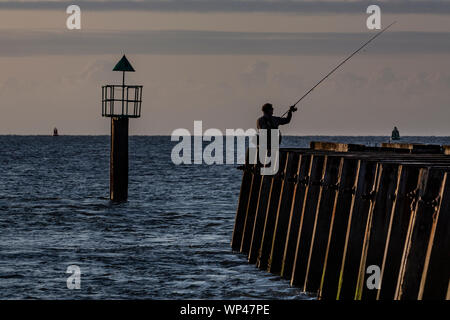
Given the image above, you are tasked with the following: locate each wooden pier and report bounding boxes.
[231,142,450,300]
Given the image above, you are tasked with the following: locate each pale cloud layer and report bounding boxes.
[1,54,449,136]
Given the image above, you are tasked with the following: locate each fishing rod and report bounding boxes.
[281,21,397,117]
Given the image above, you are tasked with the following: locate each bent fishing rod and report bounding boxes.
[281,21,397,117]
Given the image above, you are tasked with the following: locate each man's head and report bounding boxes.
[262,103,274,116]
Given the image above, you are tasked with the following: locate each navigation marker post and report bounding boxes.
[102,55,143,202]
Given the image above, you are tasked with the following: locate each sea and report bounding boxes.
[1,135,449,299]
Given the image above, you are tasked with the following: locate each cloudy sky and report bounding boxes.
[1,0,449,135]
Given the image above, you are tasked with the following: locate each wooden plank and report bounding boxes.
[447,281,450,300]
[304,156,343,294]
[290,154,327,286]
[256,151,288,270]
[381,143,442,154]
[395,168,445,300]
[319,158,359,299]
[336,160,379,300]
[443,146,450,155]
[356,163,401,300]
[280,154,312,279]
[231,150,254,251]
[268,152,301,274]
[377,165,421,300]
[310,142,412,154]
[239,156,263,254]
[418,173,450,300]
[248,171,273,263]
[310,141,365,152]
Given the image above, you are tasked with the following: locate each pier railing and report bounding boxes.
[231,142,450,300]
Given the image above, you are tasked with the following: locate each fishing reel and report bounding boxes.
[289,105,298,113]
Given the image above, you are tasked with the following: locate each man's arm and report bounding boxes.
[275,105,297,125]
[275,110,292,125]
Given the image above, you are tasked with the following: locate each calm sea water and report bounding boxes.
[1,135,449,299]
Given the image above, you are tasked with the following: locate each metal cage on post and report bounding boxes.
[102,84,143,118]
[101,55,143,118]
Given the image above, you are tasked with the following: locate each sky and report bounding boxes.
[0,0,449,135]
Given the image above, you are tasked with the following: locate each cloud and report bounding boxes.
[0,76,39,93]
[342,67,450,98]
[63,59,114,83]
[241,61,270,87]
[0,1,450,14]
[375,67,397,85]
[334,72,368,90]
[1,30,450,56]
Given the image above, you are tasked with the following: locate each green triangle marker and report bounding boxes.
[113,55,135,72]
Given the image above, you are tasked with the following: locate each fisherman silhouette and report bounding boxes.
[256,103,296,154]
[257,102,296,134]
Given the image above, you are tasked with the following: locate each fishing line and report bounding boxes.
[281,21,397,117]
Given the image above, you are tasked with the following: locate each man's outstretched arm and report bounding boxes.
[276,106,296,125]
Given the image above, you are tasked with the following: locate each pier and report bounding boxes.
[231,142,450,300]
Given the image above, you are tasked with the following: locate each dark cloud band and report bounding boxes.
[0,1,450,14]
[1,30,449,56]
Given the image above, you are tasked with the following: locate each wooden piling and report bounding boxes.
[318,158,359,299]
[257,151,288,270]
[395,168,445,300]
[447,282,450,300]
[240,160,262,254]
[336,160,379,300]
[110,117,129,202]
[290,154,327,287]
[248,166,273,263]
[356,163,400,300]
[304,156,343,294]
[377,165,421,300]
[268,152,301,274]
[231,150,254,251]
[418,172,450,300]
[280,154,312,279]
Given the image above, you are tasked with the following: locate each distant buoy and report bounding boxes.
[391,126,400,141]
